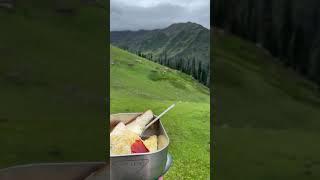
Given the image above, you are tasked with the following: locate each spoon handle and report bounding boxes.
[144,103,176,130]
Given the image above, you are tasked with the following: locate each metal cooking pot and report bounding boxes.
[110,113,172,180]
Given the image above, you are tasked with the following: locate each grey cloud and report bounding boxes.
[110,0,209,31]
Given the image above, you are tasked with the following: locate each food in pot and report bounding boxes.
[110,122,141,155]
[110,113,140,131]
[143,135,158,152]
[126,110,153,135]
[131,139,149,153]
[110,110,167,155]
[158,135,167,150]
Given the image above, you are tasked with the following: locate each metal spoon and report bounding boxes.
[141,103,176,136]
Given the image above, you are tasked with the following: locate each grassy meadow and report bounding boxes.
[110,45,210,179]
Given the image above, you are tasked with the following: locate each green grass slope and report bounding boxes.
[213,29,320,180]
[0,4,107,167]
[110,45,210,179]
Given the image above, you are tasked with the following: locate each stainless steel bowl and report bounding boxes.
[110,113,172,180]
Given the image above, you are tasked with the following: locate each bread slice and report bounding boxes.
[110,122,126,136]
[110,113,140,131]
[126,110,153,135]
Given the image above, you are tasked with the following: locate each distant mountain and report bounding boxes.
[111,22,210,86]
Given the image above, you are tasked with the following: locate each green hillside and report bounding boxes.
[0,3,107,167]
[111,22,210,85]
[111,22,209,62]
[213,29,320,180]
[110,45,210,179]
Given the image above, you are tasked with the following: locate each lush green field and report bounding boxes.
[110,45,210,179]
[0,4,107,167]
[213,29,320,180]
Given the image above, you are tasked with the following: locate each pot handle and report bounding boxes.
[162,153,172,175]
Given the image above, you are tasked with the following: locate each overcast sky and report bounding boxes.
[111,0,210,31]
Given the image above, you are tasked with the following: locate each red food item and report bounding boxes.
[131,139,149,153]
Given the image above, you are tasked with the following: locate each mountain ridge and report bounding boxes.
[110,22,210,85]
